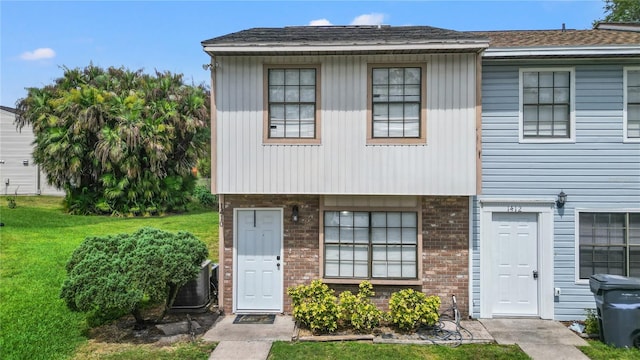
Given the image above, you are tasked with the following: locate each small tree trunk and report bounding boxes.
[160,283,179,321]
[132,307,145,328]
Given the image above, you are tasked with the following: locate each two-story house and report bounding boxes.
[471,26,640,320]
[201,26,489,315]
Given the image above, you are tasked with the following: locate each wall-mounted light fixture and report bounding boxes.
[292,205,299,223]
[556,190,567,208]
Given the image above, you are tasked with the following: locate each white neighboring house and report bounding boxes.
[0,106,64,196]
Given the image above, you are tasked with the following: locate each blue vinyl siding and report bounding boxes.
[473,62,640,320]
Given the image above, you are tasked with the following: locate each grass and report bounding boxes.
[0,196,218,360]
[268,342,530,360]
[72,340,216,360]
[579,339,640,360]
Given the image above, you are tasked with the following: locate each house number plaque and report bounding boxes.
[507,205,522,213]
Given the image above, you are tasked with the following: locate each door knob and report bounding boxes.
[533,270,538,279]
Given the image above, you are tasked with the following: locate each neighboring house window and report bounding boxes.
[324,211,417,279]
[578,212,640,279]
[264,65,320,144]
[625,68,640,140]
[367,64,426,144]
[520,68,574,142]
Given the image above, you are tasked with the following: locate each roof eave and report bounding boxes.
[483,45,640,58]
[203,41,490,56]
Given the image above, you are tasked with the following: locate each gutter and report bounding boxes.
[483,45,640,58]
[203,41,490,55]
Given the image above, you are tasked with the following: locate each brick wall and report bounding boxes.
[220,195,469,317]
[221,194,320,314]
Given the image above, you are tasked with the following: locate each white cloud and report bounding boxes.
[350,13,386,26]
[20,48,56,61]
[309,18,332,26]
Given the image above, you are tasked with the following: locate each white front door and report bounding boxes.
[491,212,538,316]
[235,209,283,313]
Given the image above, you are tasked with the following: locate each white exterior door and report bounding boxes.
[235,209,283,313]
[491,212,538,316]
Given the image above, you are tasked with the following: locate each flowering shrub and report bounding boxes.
[388,288,440,331]
[287,280,339,334]
[338,281,385,332]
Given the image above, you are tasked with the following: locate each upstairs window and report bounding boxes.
[264,65,320,144]
[520,69,574,142]
[578,212,640,280]
[368,64,426,144]
[625,68,640,141]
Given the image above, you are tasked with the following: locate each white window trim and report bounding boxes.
[518,67,576,144]
[573,207,640,285]
[623,67,640,143]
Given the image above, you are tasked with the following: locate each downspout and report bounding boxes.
[470,50,484,318]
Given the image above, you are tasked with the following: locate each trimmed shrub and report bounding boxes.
[388,289,441,332]
[338,281,385,332]
[60,227,208,326]
[287,280,339,334]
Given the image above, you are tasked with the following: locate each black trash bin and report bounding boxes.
[589,274,640,348]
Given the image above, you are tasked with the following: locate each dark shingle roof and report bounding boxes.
[0,106,17,114]
[203,25,487,45]
[472,29,640,48]
[201,26,489,55]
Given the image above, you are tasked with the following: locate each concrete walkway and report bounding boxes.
[203,315,590,360]
[480,318,590,360]
[203,315,294,360]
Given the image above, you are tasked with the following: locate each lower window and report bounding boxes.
[323,211,417,279]
[578,212,640,279]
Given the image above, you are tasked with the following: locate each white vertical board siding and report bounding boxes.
[0,108,38,195]
[472,61,640,320]
[215,53,478,195]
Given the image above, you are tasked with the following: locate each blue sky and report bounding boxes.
[1,1,606,107]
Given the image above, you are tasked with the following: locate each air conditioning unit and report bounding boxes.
[170,260,214,313]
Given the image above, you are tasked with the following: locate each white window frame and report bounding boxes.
[574,208,640,285]
[518,67,576,144]
[623,67,640,143]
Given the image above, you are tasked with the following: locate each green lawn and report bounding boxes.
[0,196,219,360]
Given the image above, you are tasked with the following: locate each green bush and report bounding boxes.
[338,281,385,332]
[60,227,208,326]
[585,308,600,335]
[388,289,440,332]
[193,185,217,208]
[287,280,339,334]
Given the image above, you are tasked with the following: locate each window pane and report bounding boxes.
[340,227,354,243]
[554,88,570,103]
[539,105,553,121]
[373,85,388,102]
[325,261,339,277]
[388,245,401,260]
[300,121,315,138]
[554,71,570,87]
[628,105,640,138]
[354,212,369,227]
[269,86,284,102]
[389,104,403,121]
[285,121,300,138]
[325,211,340,226]
[372,212,386,227]
[630,247,640,277]
[387,212,401,227]
[371,228,386,243]
[300,86,315,102]
[372,261,387,277]
[354,228,368,243]
[389,68,404,84]
[402,246,417,261]
[628,70,640,87]
[372,245,386,260]
[285,104,299,120]
[340,262,354,277]
[389,85,404,102]
[388,120,404,137]
[373,68,388,85]
[373,103,389,121]
[354,245,368,261]
[285,69,299,85]
[539,88,553,103]
[269,69,285,85]
[326,245,339,260]
[630,214,640,245]
[523,88,539,104]
[405,85,420,102]
[539,72,554,87]
[523,72,538,87]
[404,120,420,138]
[326,228,342,245]
[387,228,401,244]
[285,87,300,102]
[373,121,388,138]
[405,68,420,84]
[299,69,315,85]
[388,263,402,277]
[402,263,417,278]
[300,105,314,120]
[402,227,417,244]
